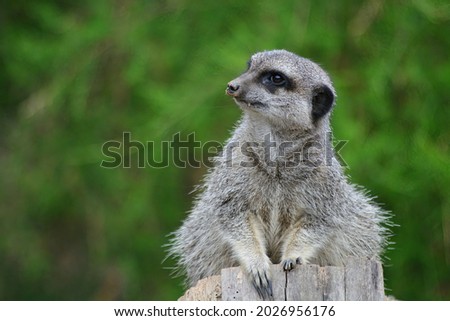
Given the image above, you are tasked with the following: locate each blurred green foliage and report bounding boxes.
[0,0,449,300]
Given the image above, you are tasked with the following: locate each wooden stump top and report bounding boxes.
[179,258,385,301]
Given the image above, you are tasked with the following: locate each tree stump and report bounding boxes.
[179,258,385,301]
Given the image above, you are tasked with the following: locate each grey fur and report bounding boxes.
[167,50,391,299]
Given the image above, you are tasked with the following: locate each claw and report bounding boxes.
[252,279,264,298]
[282,258,295,271]
[282,257,304,272]
[251,271,273,300]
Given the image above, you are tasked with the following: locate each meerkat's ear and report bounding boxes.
[311,85,335,122]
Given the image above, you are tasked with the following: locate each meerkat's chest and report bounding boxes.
[251,181,302,262]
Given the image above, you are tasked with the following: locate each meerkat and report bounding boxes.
[167,49,391,300]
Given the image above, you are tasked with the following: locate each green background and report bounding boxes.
[1,0,449,300]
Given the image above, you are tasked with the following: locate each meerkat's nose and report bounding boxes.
[226,82,240,97]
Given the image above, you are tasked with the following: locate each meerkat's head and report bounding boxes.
[226,50,336,133]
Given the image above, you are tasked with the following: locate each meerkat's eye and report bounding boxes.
[261,71,289,90]
[270,73,286,85]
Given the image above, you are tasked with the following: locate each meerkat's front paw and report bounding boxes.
[247,266,273,300]
[282,257,304,272]
[250,269,273,300]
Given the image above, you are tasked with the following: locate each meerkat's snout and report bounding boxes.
[226,82,241,97]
